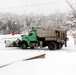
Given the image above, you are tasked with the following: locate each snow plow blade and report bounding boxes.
[5,38,20,47]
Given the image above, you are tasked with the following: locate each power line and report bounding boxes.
[66,0,76,12]
[0,1,62,10]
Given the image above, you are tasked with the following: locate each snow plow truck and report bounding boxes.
[5,27,68,50]
[17,27,68,50]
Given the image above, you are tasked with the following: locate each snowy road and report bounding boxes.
[0,34,76,75]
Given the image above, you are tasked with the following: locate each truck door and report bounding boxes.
[29,32,37,41]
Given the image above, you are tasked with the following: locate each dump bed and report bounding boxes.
[36,28,67,42]
[37,29,56,37]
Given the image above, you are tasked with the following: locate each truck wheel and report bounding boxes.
[48,42,57,50]
[58,43,63,49]
[21,43,27,49]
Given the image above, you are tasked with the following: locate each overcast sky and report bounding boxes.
[0,0,72,15]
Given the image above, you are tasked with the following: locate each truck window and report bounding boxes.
[29,33,33,36]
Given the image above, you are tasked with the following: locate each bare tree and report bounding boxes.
[66,0,76,30]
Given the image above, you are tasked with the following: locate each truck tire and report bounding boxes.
[58,43,63,49]
[21,42,27,49]
[48,42,57,50]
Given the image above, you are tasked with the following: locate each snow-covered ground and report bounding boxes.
[0,33,76,75]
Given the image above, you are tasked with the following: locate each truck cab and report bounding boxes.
[19,29,38,49]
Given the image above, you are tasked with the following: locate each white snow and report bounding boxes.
[0,33,76,75]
